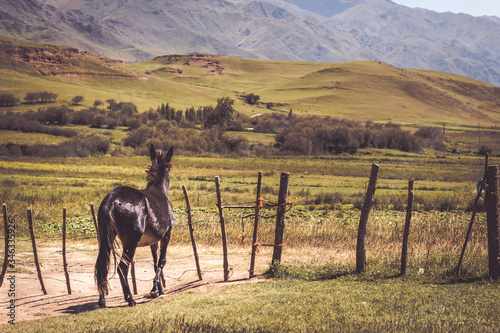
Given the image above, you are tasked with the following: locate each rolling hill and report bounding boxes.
[1,36,499,127]
[0,0,499,87]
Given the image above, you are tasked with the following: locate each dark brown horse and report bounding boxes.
[94,144,174,307]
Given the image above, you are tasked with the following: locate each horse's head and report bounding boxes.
[147,143,174,189]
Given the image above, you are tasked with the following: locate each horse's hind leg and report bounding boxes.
[118,242,139,306]
[150,230,171,298]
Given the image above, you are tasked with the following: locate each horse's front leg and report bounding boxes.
[150,243,159,274]
[151,243,166,288]
[150,230,171,298]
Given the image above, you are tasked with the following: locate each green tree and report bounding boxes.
[93,100,103,109]
[106,99,117,111]
[71,95,84,105]
[204,97,235,129]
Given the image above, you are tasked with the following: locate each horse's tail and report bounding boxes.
[94,203,117,297]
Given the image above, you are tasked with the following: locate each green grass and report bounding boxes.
[0,130,68,146]
[3,269,499,332]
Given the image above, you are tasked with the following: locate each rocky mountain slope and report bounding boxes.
[0,0,499,86]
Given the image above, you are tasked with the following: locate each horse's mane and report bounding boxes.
[146,149,172,185]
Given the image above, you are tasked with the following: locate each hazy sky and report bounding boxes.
[392,0,500,18]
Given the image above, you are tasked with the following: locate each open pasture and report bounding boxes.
[0,152,493,236]
[0,152,499,331]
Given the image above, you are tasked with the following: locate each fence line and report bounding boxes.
[0,157,497,300]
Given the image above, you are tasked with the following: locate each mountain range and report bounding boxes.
[1,0,499,86]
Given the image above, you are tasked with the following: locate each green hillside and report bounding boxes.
[1,36,499,127]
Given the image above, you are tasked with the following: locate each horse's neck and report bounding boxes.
[146,178,169,198]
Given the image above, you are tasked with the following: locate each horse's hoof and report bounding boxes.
[98,296,106,308]
[150,291,159,298]
[128,299,136,307]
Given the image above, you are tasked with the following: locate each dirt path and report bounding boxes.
[0,244,264,324]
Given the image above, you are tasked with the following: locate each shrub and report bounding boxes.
[478,145,492,156]
[244,93,260,105]
[415,126,446,151]
[0,111,76,137]
[38,106,70,125]
[0,93,20,106]
[252,113,289,134]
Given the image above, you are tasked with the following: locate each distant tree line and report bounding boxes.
[0,91,59,106]
[0,96,251,157]
[24,92,58,104]
[155,97,245,130]
[124,97,250,155]
[273,117,443,155]
[0,91,447,158]
[0,91,89,106]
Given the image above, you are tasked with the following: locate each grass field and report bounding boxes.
[1,138,499,332]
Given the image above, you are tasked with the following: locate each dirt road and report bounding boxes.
[0,243,264,324]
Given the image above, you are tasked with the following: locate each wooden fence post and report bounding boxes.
[485,165,500,279]
[27,208,47,295]
[456,154,489,279]
[90,203,99,244]
[0,204,9,288]
[356,163,380,274]
[249,171,263,278]
[215,176,230,282]
[271,173,290,266]
[400,179,414,276]
[183,185,203,280]
[62,207,71,294]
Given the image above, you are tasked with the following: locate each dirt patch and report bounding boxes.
[0,244,263,325]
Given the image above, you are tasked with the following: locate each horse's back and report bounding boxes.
[98,186,148,241]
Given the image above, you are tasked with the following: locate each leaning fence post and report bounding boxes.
[249,172,263,278]
[215,176,230,282]
[400,179,414,276]
[0,204,9,288]
[272,173,290,266]
[485,165,500,279]
[356,163,380,274]
[27,208,47,295]
[456,154,489,279]
[183,185,202,280]
[62,207,71,294]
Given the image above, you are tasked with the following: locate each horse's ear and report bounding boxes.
[149,143,157,161]
[164,146,174,163]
